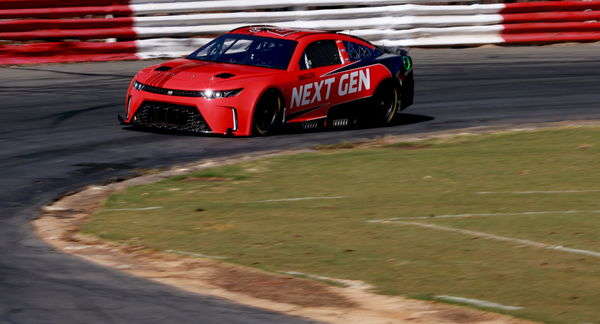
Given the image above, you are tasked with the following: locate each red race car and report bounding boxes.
[120,26,414,136]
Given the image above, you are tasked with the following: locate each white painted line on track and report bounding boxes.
[253,196,346,203]
[478,190,600,195]
[367,210,600,222]
[370,220,600,259]
[105,206,163,211]
[165,249,227,260]
[552,246,600,258]
[435,295,523,311]
[284,271,373,290]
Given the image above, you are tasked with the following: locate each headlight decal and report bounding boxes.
[133,81,242,99]
[133,80,145,91]
[201,89,243,99]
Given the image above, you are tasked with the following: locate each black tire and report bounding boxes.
[370,81,399,125]
[252,89,283,136]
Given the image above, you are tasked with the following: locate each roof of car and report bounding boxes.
[229,25,337,41]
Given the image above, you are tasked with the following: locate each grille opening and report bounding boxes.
[133,101,211,133]
[138,83,203,97]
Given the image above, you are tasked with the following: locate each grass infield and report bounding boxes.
[84,127,600,323]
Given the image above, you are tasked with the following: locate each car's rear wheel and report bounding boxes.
[370,81,399,125]
[252,89,283,136]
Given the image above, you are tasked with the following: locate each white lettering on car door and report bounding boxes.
[290,68,371,109]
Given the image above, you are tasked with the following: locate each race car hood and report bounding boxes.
[135,58,280,90]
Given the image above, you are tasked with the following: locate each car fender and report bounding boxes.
[224,75,285,136]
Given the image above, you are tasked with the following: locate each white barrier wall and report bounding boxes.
[2,0,600,64]
[132,2,507,58]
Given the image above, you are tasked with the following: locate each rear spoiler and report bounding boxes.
[337,31,409,56]
[379,46,409,56]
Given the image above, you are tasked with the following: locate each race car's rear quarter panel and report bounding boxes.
[370,54,414,109]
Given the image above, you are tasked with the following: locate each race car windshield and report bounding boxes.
[188,34,297,70]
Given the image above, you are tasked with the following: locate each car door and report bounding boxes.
[284,39,347,123]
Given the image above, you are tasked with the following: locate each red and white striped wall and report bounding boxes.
[1,0,600,65]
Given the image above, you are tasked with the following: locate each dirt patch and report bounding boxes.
[35,122,594,324]
[211,266,354,308]
[433,309,495,323]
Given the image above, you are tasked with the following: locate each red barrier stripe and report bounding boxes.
[0,0,130,10]
[0,5,132,19]
[502,31,600,44]
[503,22,600,34]
[503,10,600,23]
[0,41,137,65]
[0,18,134,33]
[0,28,137,41]
[502,1,600,14]
[0,53,138,65]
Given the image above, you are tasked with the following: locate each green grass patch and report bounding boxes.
[83,127,600,323]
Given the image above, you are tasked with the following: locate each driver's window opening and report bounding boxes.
[300,40,341,70]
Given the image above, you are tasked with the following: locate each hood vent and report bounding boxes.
[154,66,173,72]
[214,72,235,79]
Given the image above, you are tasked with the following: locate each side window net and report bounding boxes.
[343,41,382,62]
[300,40,341,70]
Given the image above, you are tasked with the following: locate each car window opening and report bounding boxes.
[188,34,297,70]
[300,40,342,70]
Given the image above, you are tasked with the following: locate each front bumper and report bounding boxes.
[129,101,213,133]
[123,87,241,135]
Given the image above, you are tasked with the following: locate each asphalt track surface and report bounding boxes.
[1,44,600,324]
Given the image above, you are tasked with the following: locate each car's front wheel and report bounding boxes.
[370,80,399,125]
[252,89,283,136]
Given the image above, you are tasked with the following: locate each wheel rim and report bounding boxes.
[377,84,398,124]
[254,94,281,135]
